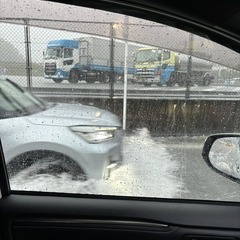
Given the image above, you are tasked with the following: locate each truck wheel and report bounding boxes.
[167,73,176,87]
[203,74,211,86]
[204,79,210,86]
[52,78,63,83]
[102,74,110,83]
[116,75,123,82]
[167,81,174,87]
[68,70,79,84]
[178,80,185,86]
[101,74,119,83]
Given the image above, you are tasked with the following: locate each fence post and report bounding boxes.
[109,23,115,99]
[123,16,129,131]
[24,19,32,90]
[186,33,194,99]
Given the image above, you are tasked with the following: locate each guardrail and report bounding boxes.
[32,86,240,101]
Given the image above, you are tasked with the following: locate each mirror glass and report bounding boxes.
[209,137,240,179]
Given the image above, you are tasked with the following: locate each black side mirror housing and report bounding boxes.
[202,133,240,184]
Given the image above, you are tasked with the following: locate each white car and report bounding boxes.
[0,78,123,180]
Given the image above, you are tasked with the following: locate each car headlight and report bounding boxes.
[70,126,117,143]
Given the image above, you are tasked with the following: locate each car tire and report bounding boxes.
[7,151,87,181]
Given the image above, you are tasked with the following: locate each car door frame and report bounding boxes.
[1,1,240,239]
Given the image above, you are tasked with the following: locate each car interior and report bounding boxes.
[1,0,240,240]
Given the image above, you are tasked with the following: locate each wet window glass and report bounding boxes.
[0,1,240,202]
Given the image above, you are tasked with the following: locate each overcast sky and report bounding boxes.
[0,0,240,69]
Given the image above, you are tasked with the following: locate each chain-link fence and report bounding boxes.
[1,17,240,100]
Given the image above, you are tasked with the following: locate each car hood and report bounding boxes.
[25,103,121,127]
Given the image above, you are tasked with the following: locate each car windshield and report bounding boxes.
[45,48,63,60]
[0,78,48,118]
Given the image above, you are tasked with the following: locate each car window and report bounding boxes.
[1,0,240,202]
[0,79,47,118]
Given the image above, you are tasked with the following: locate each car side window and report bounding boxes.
[1,1,240,202]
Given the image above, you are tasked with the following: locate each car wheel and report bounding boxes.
[7,151,87,181]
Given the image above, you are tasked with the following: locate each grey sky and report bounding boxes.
[0,0,240,70]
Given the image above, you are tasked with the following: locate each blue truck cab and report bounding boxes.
[44,39,79,83]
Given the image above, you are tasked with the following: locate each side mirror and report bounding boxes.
[202,134,240,184]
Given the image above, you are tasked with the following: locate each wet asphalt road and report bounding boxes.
[159,136,240,202]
